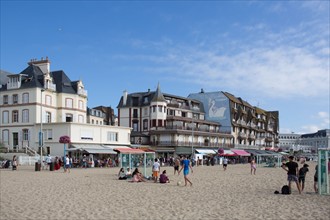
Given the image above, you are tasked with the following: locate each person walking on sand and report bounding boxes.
[152,158,160,183]
[64,155,70,173]
[314,164,318,193]
[178,156,193,186]
[298,164,309,192]
[174,157,180,175]
[281,156,301,194]
[12,155,18,171]
[250,159,256,175]
[223,157,228,171]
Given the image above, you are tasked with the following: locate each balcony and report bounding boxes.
[248,134,256,139]
[78,89,88,97]
[7,81,21,90]
[44,83,56,91]
[150,140,226,148]
[238,132,247,138]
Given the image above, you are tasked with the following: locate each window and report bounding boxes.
[133,121,138,131]
[152,119,156,127]
[143,119,148,130]
[79,100,84,110]
[144,108,148,116]
[66,98,73,108]
[107,132,118,141]
[78,115,84,123]
[2,111,9,124]
[133,109,138,118]
[152,106,156,113]
[46,112,51,123]
[46,129,53,140]
[22,109,29,123]
[22,93,29,104]
[92,119,94,124]
[45,95,52,106]
[12,110,19,123]
[158,120,163,127]
[66,114,73,122]
[3,95,8,104]
[13,94,18,104]
[22,129,29,141]
[158,106,162,112]
[2,130,9,144]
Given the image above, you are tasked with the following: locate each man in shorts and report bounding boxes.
[174,157,180,175]
[282,156,301,194]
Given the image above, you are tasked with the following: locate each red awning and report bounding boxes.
[114,148,146,154]
[231,149,251,156]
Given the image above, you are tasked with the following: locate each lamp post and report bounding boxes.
[191,114,194,157]
[39,89,45,169]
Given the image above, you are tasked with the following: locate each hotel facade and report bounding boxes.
[0,58,131,157]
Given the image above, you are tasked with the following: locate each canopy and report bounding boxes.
[231,149,250,156]
[114,148,146,154]
[220,150,236,156]
[195,149,217,154]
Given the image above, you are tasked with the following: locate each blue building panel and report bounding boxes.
[189,92,231,132]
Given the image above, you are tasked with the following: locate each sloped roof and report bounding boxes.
[151,83,166,102]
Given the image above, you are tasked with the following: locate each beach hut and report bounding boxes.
[245,149,282,167]
[114,148,155,178]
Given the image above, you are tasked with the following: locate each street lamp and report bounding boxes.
[39,89,45,169]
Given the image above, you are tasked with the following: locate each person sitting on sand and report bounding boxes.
[118,168,127,180]
[126,168,132,178]
[131,168,145,182]
[159,170,170,184]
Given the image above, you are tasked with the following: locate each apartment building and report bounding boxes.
[0,58,131,156]
[189,90,279,149]
[117,84,233,157]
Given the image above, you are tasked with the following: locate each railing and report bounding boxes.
[78,89,88,97]
[44,83,56,91]
[238,132,247,138]
[23,145,38,156]
[151,125,221,133]
[7,82,21,90]
[150,141,232,148]
[18,156,43,166]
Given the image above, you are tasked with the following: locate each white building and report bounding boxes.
[279,129,330,153]
[0,58,131,156]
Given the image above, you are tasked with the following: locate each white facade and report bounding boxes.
[0,58,131,156]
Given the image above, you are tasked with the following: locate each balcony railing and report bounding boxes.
[150,125,221,133]
[7,82,21,90]
[78,89,88,97]
[44,83,56,91]
[150,141,233,148]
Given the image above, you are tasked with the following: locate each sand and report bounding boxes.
[0,162,329,220]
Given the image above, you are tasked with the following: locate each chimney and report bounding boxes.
[28,57,50,74]
[123,90,128,106]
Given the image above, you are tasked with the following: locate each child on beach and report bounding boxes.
[118,168,127,180]
[131,168,145,182]
[298,164,309,192]
[250,159,256,175]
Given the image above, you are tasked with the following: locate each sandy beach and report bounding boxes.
[1,162,329,220]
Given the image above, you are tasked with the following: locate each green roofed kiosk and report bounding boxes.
[114,148,155,178]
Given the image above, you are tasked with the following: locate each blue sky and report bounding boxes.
[1,1,329,134]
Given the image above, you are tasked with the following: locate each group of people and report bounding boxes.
[117,156,194,186]
[281,155,319,194]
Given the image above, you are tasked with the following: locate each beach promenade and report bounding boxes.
[1,162,329,220]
